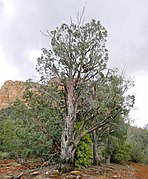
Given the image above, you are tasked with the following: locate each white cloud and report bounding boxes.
[27,49,41,80]
[130,74,148,127]
[0,46,19,87]
[2,0,16,19]
[28,49,41,66]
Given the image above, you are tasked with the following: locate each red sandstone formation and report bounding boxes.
[0,80,25,109]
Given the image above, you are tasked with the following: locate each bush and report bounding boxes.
[0,152,9,159]
[127,126,148,164]
[75,134,93,168]
[110,142,131,163]
[0,118,18,153]
[0,94,62,162]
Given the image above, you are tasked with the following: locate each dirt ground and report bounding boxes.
[0,159,148,179]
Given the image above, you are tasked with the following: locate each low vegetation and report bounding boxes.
[0,87,147,166]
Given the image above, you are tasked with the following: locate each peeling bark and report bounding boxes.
[60,74,76,172]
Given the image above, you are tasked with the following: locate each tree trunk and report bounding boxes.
[106,155,111,164]
[106,137,111,164]
[60,76,76,173]
[92,131,101,166]
[60,115,75,171]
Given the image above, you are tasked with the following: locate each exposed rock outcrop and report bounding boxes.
[0,78,64,110]
[0,80,25,109]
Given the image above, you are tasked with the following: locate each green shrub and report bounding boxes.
[0,118,18,153]
[0,94,62,162]
[110,142,131,163]
[127,126,148,164]
[75,134,93,168]
[0,152,9,159]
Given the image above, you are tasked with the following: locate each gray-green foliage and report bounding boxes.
[101,121,131,164]
[127,126,148,164]
[37,20,108,83]
[104,136,131,164]
[0,89,62,161]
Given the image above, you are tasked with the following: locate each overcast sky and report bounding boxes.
[0,0,148,127]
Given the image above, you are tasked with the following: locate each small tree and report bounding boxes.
[103,122,131,164]
[127,126,148,164]
[37,19,134,171]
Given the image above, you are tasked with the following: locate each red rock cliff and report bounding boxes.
[0,80,25,109]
